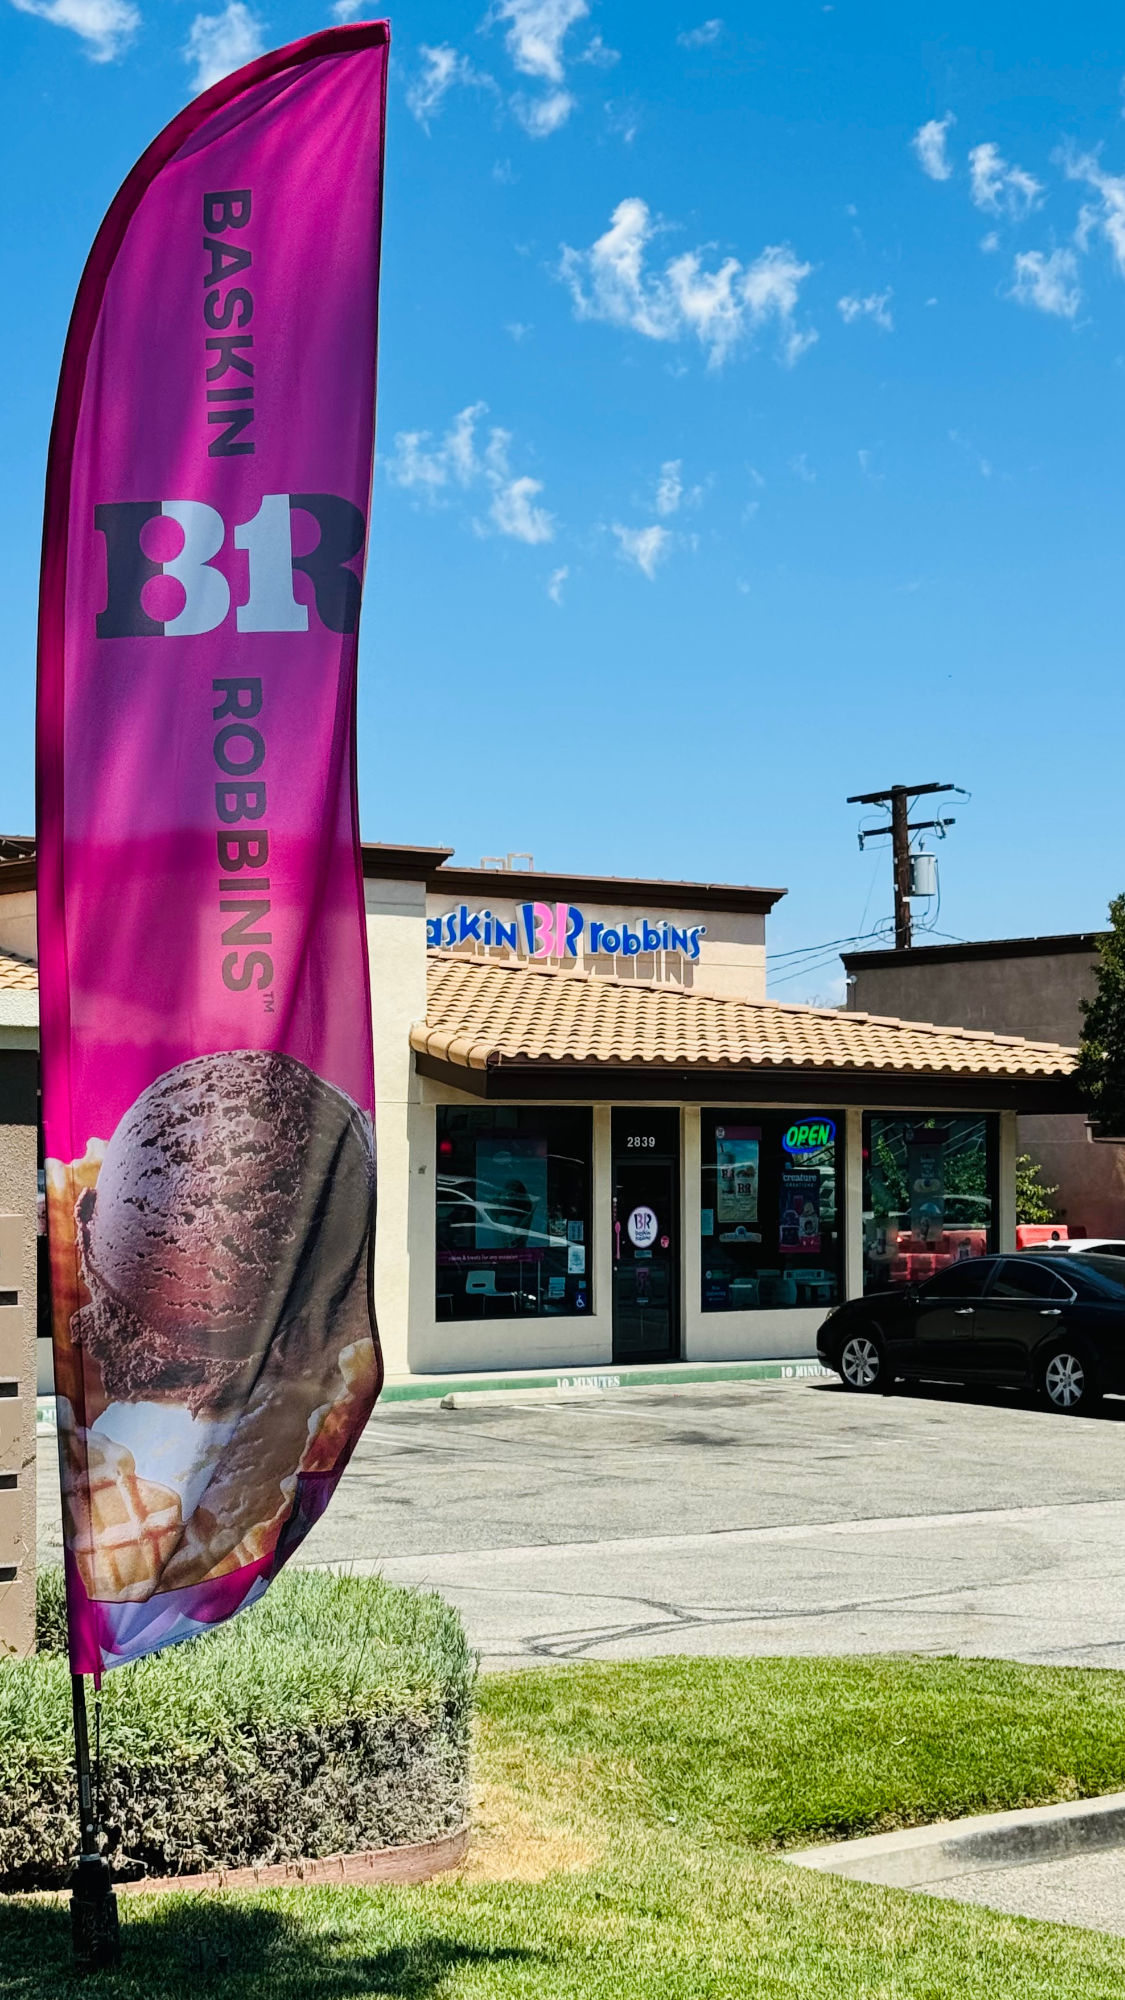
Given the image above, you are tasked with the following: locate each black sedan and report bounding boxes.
[817,1254,1125,1414]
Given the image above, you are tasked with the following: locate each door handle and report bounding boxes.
[953,1308,973,1316]
[1039,1307,1062,1317]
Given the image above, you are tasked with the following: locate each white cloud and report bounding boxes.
[560,197,814,368]
[613,524,671,578]
[678,17,722,46]
[655,460,683,515]
[385,402,554,545]
[548,565,569,604]
[968,141,1042,219]
[949,429,992,478]
[10,0,138,57]
[513,87,574,134]
[911,113,955,182]
[407,45,490,127]
[605,98,641,144]
[1066,152,1125,276]
[486,0,588,134]
[790,453,816,483]
[489,470,554,542]
[489,0,587,79]
[330,0,362,17]
[837,288,893,331]
[1010,247,1081,320]
[578,32,618,64]
[184,0,263,92]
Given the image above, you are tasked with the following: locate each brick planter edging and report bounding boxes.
[110,1823,470,1898]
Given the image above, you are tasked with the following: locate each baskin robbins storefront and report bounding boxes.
[0,838,1083,1392]
[358,843,1082,1383]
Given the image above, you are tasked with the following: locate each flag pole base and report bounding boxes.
[70,1852,120,1973]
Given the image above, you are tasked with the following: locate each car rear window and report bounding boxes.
[990,1260,1072,1301]
[1066,1256,1125,1297]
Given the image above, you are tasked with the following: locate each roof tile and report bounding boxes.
[413,952,1077,1081]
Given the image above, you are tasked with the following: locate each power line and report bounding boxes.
[766,925,886,963]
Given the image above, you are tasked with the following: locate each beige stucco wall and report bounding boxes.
[0,890,37,964]
[0,1120,37,1657]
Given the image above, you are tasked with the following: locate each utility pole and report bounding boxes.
[847,782,959,951]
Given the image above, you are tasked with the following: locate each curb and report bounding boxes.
[17,1824,470,1902]
[392,1360,833,1403]
[35,1360,834,1429]
[786,1791,1125,1889]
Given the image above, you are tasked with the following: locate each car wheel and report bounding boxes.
[838,1331,889,1394]
[1038,1342,1101,1415]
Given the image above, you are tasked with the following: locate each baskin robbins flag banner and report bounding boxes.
[36,24,389,1678]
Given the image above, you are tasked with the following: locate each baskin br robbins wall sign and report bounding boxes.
[427,901,707,961]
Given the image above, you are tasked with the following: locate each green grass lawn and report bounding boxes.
[7,1653,1125,1997]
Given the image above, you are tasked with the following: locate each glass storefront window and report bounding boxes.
[700,1110,842,1311]
[862,1114,997,1294]
[436,1107,592,1320]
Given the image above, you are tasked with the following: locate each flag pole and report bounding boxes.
[43,1136,119,1971]
[68,1669,119,1971]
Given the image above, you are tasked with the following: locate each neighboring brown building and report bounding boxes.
[842,934,1123,1238]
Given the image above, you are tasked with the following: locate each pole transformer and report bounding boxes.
[847,781,959,952]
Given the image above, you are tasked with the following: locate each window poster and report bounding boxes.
[907,1131,946,1244]
[715,1125,760,1226]
[475,1136,548,1250]
[779,1169,821,1254]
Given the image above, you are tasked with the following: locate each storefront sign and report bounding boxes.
[781,1118,836,1157]
[427,902,706,961]
[627,1204,659,1248]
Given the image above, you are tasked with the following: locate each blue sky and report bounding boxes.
[4,1,1125,999]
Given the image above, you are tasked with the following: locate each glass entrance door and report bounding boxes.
[611,1109,680,1362]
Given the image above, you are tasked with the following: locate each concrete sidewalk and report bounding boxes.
[790,1790,1125,1936]
[35,1353,833,1428]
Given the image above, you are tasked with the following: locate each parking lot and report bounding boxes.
[37,1375,1125,1669]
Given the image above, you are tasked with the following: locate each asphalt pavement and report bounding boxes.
[40,1371,1125,1670]
[35,1373,1125,1932]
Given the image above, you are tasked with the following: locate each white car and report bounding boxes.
[1019,1237,1125,1260]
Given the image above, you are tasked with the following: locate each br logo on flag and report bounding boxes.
[94,493,365,637]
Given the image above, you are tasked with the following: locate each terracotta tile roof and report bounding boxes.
[0,948,38,993]
[414,952,1078,1080]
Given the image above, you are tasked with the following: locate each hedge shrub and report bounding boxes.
[1,1567,475,1892]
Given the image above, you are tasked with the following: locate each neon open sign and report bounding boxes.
[782,1118,836,1157]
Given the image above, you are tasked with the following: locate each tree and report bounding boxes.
[1015,1153,1059,1226]
[1077,894,1125,1136]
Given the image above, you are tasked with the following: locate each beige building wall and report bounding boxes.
[0,890,37,963]
[0,1099,37,1657]
[367,872,430,1381]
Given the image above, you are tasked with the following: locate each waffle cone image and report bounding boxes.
[60,1050,378,1603]
[45,1144,107,1409]
[62,1424,184,1603]
[159,1335,379,1590]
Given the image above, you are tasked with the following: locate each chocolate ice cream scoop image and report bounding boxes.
[74,1051,376,1416]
